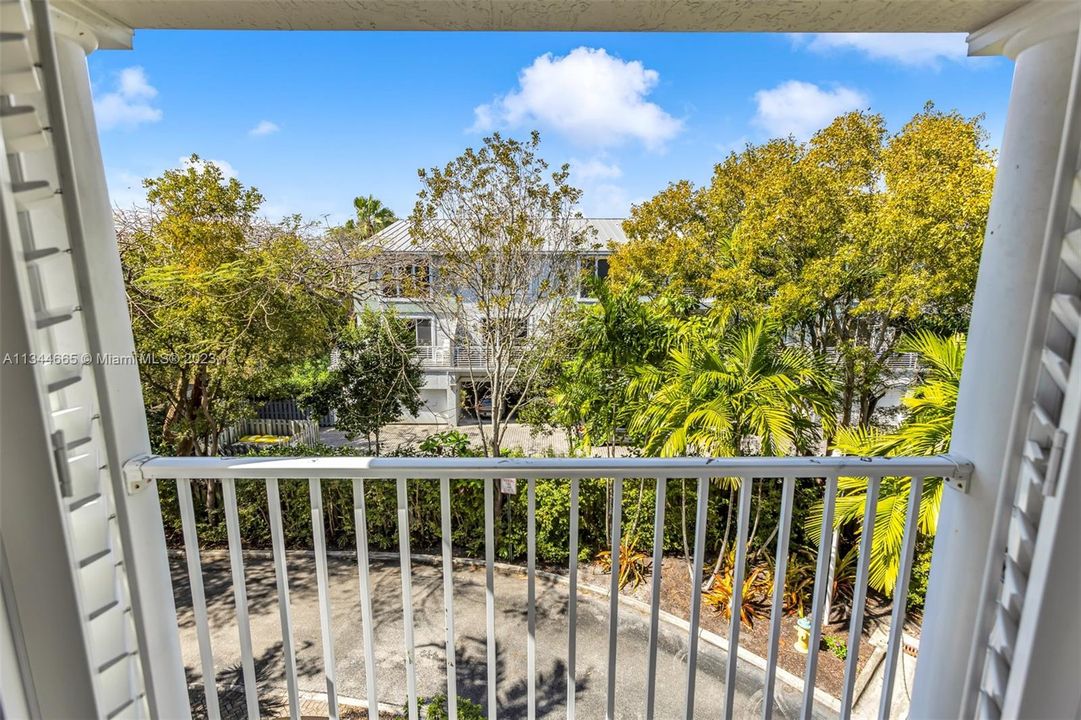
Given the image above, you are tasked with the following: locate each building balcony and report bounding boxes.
[417,345,524,370]
[126,453,970,719]
[417,344,453,366]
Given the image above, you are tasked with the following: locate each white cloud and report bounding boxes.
[93,67,162,131]
[117,67,157,98]
[180,156,238,179]
[583,183,632,217]
[249,120,280,137]
[794,33,968,67]
[753,81,867,140]
[571,157,622,183]
[568,157,630,216]
[472,47,682,150]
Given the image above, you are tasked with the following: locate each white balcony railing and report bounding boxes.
[822,350,920,377]
[133,454,971,720]
[416,345,526,368]
[416,345,452,366]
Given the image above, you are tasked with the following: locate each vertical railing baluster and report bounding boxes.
[397,477,419,720]
[353,479,379,717]
[308,479,339,720]
[606,477,623,720]
[878,475,925,720]
[440,476,459,720]
[223,478,260,720]
[762,476,796,720]
[484,478,498,720]
[644,477,667,720]
[266,478,300,720]
[527,477,538,720]
[177,478,221,720]
[567,476,580,720]
[801,475,839,720]
[683,476,710,720]
[840,475,882,717]
[724,477,755,720]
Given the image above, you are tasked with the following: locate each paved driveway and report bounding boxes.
[172,552,830,718]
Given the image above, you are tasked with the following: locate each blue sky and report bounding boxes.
[89,31,1013,224]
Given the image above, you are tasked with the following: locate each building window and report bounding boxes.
[580,256,610,297]
[409,318,434,346]
[479,317,528,342]
[382,263,431,298]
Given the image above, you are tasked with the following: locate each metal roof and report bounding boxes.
[373,218,628,254]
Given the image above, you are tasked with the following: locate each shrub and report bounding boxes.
[412,694,485,720]
[823,634,848,660]
[418,429,476,457]
[905,538,934,612]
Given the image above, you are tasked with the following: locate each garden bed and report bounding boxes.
[582,556,897,699]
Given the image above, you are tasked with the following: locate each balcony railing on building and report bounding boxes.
[134,453,971,720]
[416,344,524,368]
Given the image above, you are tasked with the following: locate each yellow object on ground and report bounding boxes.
[238,435,290,444]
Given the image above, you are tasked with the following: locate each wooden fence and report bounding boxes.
[256,398,335,427]
[218,418,320,454]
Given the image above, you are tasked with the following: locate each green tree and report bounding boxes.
[612,105,993,431]
[629,318,836,458]
[816,331,965,596]
[304,309,424,454]
[118,155,344,456]
[607,180,717,297]
[408,131,592,457]
[630,317,836,584]
[546,278,667,453]
[343,194,397,237]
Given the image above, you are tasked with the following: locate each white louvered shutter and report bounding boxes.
[975,42,1081,720]
[1,1,146,717]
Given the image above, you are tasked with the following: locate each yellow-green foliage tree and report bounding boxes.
[118,155,346,456]
[611,104,994,431]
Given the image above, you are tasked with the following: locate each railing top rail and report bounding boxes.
[130,453,972,481]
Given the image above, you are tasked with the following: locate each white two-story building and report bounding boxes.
[363,217,626,424]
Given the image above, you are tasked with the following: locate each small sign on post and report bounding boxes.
[500,477,517,495]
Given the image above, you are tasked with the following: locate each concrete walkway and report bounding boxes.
[173,552,833,719]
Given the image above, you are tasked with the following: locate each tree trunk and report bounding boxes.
[704,484,736,589]
[626,478,647,547]
[841,373,855,429]
[488,400,501,457]
[681,479,694,582]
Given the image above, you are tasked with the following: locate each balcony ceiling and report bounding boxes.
[62,0,1032,34]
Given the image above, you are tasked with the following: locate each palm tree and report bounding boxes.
[818,330,964,595]
[630,317,836,585]
[343,194,397,238]
[549,279,668,547]
[555,278,666,453]
[630,318,836,458]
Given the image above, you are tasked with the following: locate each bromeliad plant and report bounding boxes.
[703,553,775,628]
[596,543,653,591]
